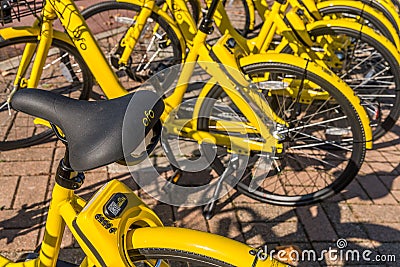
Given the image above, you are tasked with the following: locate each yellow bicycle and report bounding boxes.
[81,0,400,141]
[232,0,400,44]
[0,0,371,211]
[2,87,296,267]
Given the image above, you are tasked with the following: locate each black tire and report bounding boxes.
[198,61,366,206]
[318,5,397,46]
[306,25,400,140]
[0,37,93,151]
[82,1,183,91]
[129,248,234,266]
[360,0,399,34]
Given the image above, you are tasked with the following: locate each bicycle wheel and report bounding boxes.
[318,5,398,46]
[0,37,93,151]
[82,1,183,91]
[306,25,400,140]
[360,0,399,34]
[130,248,233,266]
[127,227,291,267]
[198,61,366,206]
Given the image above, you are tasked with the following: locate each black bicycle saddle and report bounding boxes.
[11,89,164,171]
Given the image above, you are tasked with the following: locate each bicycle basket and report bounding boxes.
[0,0,43,25]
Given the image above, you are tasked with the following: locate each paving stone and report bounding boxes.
[58,248,85,265]
[311,240,384,266]
[0,161,51,176]
[173,206,208,232]
[367,161,396,175]
[363,223,400,242]
[390,190,400,203]
[0,176,19,209]
[375,243,399,267]
[14,175,49,209]
[343,180,373,204]
[379,175,400,191]
[207,203,245,242]
[0,209,45,229]
[150,204,174,226]
[349,204,400,223]
[357,175,398,204]
[0,147,53,162]
[322,203,370,240]
[0,228,39,252]
[242,221,307,246]
[296,205,338,242]
[235,203,297,223]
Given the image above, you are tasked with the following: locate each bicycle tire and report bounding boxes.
[0,36,93,151]
[82,1,183,91]
[197,61,366,206]
[127,227,290,267]
[306,25,400,140]
[360,0,399,34]
[129,248,235,266]
[318,5,397,46]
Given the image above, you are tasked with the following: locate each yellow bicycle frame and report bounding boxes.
[0,0,280,152]
[245,0,400,49]
[0,178,288,267]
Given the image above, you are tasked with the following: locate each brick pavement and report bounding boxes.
[1,1,400,267]
[1,121,400,266]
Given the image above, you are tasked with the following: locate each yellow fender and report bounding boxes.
[316,0,400,49]
[306,18,400,74]
[129,227,289,266]
[238,53,373,149]
[0,26,72,45]
[369,0,400,31]
[318,0,400,34]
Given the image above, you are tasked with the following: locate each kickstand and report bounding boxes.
[203,154,239,219]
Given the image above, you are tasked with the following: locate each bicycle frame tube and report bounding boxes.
[118,0,156,66]
[114,0,195,59]
[208,0,304,55]
[159,25,278,153]
[31,0,128,99]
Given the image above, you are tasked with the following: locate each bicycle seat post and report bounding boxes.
[200,0,221,34]
[51,123,85,191]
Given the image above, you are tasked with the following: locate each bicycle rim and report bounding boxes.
[319,6,397,46]
[308,26,400,140]
[198,61,366,206]
[82,1,183,91]
[0,36,92,151]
